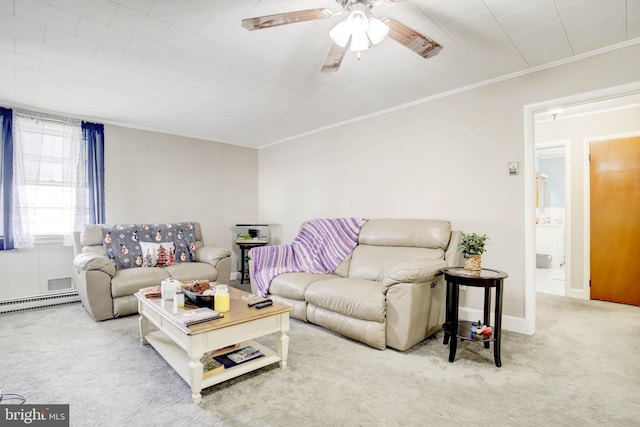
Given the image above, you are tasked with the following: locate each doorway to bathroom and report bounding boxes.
[535,142,568,296]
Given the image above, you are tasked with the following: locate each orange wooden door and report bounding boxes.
[590,136,640,306]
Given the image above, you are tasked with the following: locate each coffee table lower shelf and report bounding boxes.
[145,331,281,389]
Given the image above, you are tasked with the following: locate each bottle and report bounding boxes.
[214,284,230,313]
[173,291,184,313]
[175,291,185,308]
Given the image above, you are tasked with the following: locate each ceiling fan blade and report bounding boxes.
[321,42,349,73]
[242,8,334,31]
[380,17,442,59]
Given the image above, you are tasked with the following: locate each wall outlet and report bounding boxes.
[508,161,519,175]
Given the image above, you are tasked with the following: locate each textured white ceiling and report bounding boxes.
[0,0,639,148]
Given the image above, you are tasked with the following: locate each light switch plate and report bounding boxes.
[508,161,519,175]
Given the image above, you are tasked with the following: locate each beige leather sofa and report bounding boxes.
[72,222,231,321]
[250,219,462,351]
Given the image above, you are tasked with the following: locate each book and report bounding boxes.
[174,307,223,326]
[201,351,225,378]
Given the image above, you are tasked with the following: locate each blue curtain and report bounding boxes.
[0,107,14,250]
[82,122,105,224]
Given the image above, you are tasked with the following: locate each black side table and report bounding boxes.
[236,242,267,284]
[442,267,508,367]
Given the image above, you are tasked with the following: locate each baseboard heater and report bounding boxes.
[0,290,80,315]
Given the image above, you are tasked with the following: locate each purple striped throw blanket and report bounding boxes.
[251,218,368,297]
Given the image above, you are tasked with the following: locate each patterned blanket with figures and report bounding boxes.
[102,222,197,270]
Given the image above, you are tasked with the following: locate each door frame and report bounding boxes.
[523,81,640,335]
[583,132,640,300]
[535,140,571,296]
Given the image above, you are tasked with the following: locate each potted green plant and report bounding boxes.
[458,232,489,271]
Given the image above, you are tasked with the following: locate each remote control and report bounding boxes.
[248,299,271,307]
[254,300,273,309]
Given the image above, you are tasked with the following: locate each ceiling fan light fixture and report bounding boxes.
[350,28,370,51]
[331,10,379,52]
[329,19,352,47]
[367,16,389,45]
[349,10,368,30]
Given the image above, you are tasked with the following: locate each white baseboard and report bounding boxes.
[230,272,241,281]
[566,288,590,300]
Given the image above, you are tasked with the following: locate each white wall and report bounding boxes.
[257,44,640,332]
[0,244,74,300]
[0,125,258,301]
[104,125,259,270]
[535,103,640,299]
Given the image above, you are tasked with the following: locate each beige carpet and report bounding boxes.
[0,291,638,426]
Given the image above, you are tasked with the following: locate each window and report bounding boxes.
[17,118,87,236]
[0,108,103,250]
[12,112,87,246]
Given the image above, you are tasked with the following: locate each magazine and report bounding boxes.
[213,346,264,368]
[227,346,263,363]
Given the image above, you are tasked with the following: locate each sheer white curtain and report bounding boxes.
[12,111,88,248]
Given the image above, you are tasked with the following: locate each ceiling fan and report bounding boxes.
[241,0,442,73]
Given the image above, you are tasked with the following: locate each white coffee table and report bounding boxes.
[135,287,292,403]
